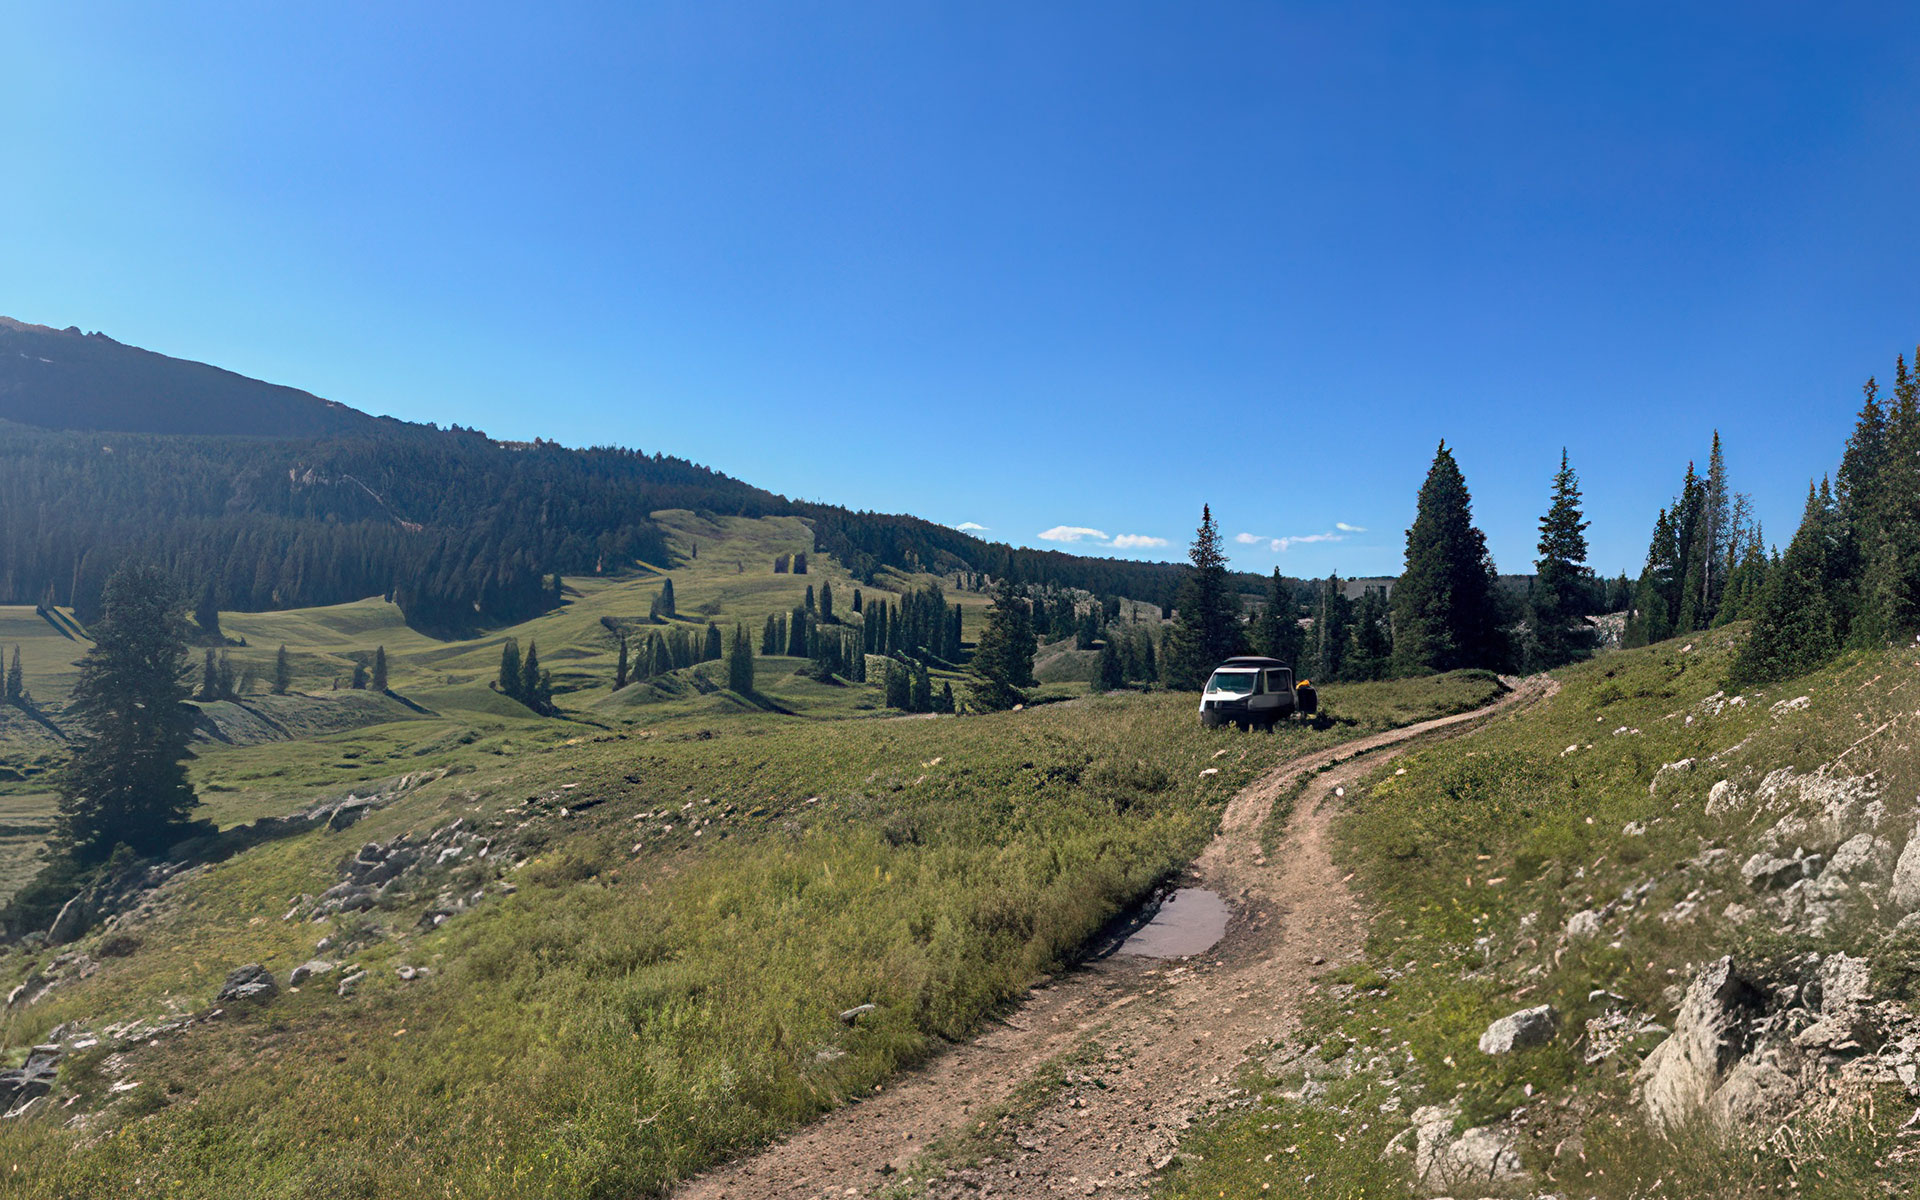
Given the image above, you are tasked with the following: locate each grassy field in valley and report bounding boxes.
[0,511,1501,1199]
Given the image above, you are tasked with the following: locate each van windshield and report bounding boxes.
[1204,670,1258,696]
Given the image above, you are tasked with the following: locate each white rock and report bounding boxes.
[1893,823,1920,912]
[1565,909,1603,940]
[1479,1005,1557,1055]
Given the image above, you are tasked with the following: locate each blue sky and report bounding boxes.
[6,3,1920,579]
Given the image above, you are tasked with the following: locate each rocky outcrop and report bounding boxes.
[287,959,336,987]
[1893,822,1920,912]
[1410,1103,1525,1193]
[215,964,277,1005]
[45,896,87,946]
[1636,956,1767,1129]
[1478,1004,1557,1055]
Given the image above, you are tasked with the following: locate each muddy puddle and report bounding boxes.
[1111,887,1229,958]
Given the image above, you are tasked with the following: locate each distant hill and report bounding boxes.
[0,317,382,438]
[0,317,1245,630]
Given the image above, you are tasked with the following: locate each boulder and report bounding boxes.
[1637,956,1766,1129]
[45,896,87,946]
[1565,909,1603,940]
[1478,1004,1558,1055]
[288,959,336,987]
[215,963,277,1005]
[1708,1044,1803,1128]
[1825,834,1895,880]
[1893,824,1920,912]
[1705,779,1744,817]
[1411,1104,1525,1192]
[1794,953,1874,1050]
[1741,851,1820,891]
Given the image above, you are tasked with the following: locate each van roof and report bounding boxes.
[1215,657,1289,668]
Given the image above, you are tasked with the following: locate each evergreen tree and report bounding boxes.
[1163,504,1240,688]
[967,576,1036,711]
[938,681,955,713]
[805,584,816,612]
[372,646,388,693]
[885,660,911,710]
[1309,575,1352,681]
[787,606,809,657]
[272,644,292,695]
[498,639,523,698]
[1731,483,1840,686]
[1529,449,1596,668]
[1390,443,1502,674]
[615,636,630,690]
[1076,605,1100,650]
[350,658,369,690]
[820,581,834,623]
[658,578,676,617]
[852,588,863,613]
[727,624,755,695]
[199,647,221,700]
[216,651,236,699]
[5,646,22,703]
[520,641,542,703]
[1095,637,1123,692]
[910,661,932,712]
[55,563,200,860]
[1679,434,1734,631]
[1346,588,1393,681]
[761,614,780,656]
[705,622,723,662]
[793,552,808,574]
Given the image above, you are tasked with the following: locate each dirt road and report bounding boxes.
[676,680,1548,1200]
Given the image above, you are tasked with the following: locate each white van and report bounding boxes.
[1198,656,1317,729]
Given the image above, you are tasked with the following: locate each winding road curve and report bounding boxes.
[676,677,1552,1200]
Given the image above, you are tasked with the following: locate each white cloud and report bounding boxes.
[1270,531,1345,553]
[1038,525,1108,544]
[1335,522,1367,533]
[1233,532,1265,545]
[1110,534,1168,550]
[955,521,989,532]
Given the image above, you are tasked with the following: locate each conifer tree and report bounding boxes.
[787,606,808,657]
[820,581,834,623]
[55,563,200,860]
[1529,449,1596,668]
[1390,442,1502,674]
[938,681,955,713]
[885,660,911,710]
[1346,588,1393,681]
[5,646,22,703]
[350,658,369,690]
[761,614,780,656]
[498,639,523,697]
[659,578,676,617]
[727,624,755,695]
[1310,575,1352,681]
[705,622,723,662]
[216,651,236,699]
[272,644,292,695]
[910,661,932,712]
[520,641,542,702]
[852,588,863,613]
[194,580,222,641]
[805,584,816,612]
[1163,505,1240,688]
[1095,638,1123,692]
[1731,482,1840,686]
[967,576,1036,711]
[615,636,630,690]
[372,646,388,693]
[794,552,808,575]
[199,647,221,700]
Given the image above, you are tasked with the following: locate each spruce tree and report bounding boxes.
[4,646,21,703]
[967,576,1037,711]
[1390,442,1501,674]
[1095,638,1123,692]
[1311,575,1352,681]
[216,651,236,699]
[498,639,523,698]
[787,606,809,657]
[272,644,292,695]
[55,563,200,860]
[615,636,630,690]
[660,578,676,616]
[199,647,221,700]
[910,661,932,712]
[705,622,723,662]
[805,584,816,612]
[1530,449,1595,668]
[372,646,389,693]
[1731,482,1840,686]
[938,681,955,713]
[762,614,780,656]
[885,660,911,710]
[794,552,808,575]
[727,624,755,695]
[852,588,863,614]
[820,581,834,623]
[350,658,369,690]
[1163,504,1240,688]
[520,641,542,703]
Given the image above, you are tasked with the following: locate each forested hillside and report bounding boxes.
[0,320,1244,630]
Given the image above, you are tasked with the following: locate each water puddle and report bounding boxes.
[1112,887,1230,958]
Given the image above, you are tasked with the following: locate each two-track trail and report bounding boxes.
[675,679,1552,1200]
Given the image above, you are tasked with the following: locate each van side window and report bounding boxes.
[1267,670,1289,692]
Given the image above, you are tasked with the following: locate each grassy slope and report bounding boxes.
[1158,631,1919,1200]
[0,673,1490,1199]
